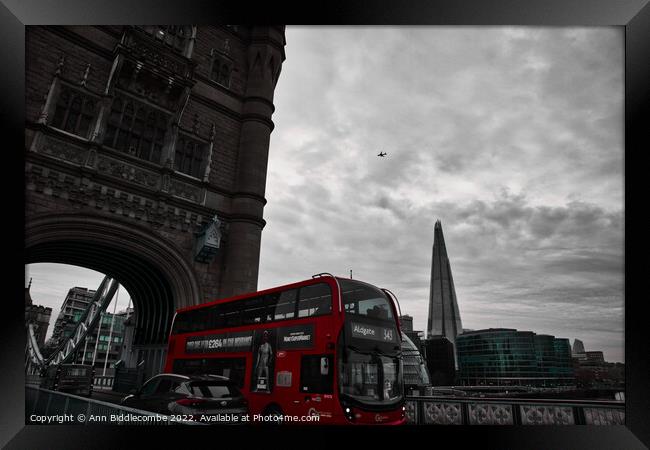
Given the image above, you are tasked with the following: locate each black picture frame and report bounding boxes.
[2,0,648,448]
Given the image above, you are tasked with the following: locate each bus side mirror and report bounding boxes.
[320,357,329,376]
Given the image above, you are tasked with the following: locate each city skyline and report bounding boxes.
[25,26,624,363]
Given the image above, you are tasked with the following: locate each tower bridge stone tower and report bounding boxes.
[25,25,286,376]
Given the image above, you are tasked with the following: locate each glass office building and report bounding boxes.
[456,328,575,387]
[401,332,431,392]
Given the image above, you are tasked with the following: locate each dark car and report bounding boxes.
[121,374,248,424]
[40,364,94,397]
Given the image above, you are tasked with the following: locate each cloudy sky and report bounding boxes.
[27,26,624,362]
[257,26,624,362]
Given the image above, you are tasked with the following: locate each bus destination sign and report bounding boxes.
[186,331,254,353]
[349,322,397,343]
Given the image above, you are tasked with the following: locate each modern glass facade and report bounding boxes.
[401,332,431,391]
[427,221,463,352]
[456,329,575,387]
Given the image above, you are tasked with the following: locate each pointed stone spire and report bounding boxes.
[55,54,65,77]
[80,63,91,87]
[427,220,463,351]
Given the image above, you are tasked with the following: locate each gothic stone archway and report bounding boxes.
[25,212,202,375]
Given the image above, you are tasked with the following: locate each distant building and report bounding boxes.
[423,336,456,386]
[572,349,623,389]
[553,338,574,380]
[46,287,96,351]
[399,315,414,333]
[427,220,463,344]
[44,286,131,375]
[401,332,431,393]
[405,330,425,354]
[73,308,132,375]
[456,328,575,387]
[426,220,463,370]
[572,338,586,355]
[24,280,52,349]
[585,351,605,364]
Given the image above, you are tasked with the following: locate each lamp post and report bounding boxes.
[102,286,120,376]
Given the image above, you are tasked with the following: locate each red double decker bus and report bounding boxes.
[164,274,406,424]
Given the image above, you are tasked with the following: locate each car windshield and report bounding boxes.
[187,381,238,398]
[339,348,403,405]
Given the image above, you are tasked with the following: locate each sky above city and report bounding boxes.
[27,26,624,362]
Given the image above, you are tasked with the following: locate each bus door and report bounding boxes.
[294,353,335,421]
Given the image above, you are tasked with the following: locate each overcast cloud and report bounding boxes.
[258,27,624,362]
[27,26,624,363]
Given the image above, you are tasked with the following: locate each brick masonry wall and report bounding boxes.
[191,26,248,97]
[25,25,283,324]
[25,27,116,123]
[180,98,241,190]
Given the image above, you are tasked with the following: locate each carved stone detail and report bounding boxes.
[170,179,201,203]
[97,156,160,189]
[583,407,625,425]
[520,405,575,425]
[422,402,462,425]
[35,135,87,165]
[468,403,513,425]
[123,32,192,79]
[26,163,214,234]
[404,400,418,424]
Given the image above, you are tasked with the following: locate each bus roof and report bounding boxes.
[176,275,343,314]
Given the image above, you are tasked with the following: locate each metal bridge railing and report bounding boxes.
[404,395,625,425]
[26,386,202,425]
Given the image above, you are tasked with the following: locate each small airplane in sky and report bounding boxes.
[377,152,387,157]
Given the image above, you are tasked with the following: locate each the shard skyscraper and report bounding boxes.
[427,220,463,347]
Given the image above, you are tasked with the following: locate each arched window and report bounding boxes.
[104,94,170,165]
[174,135,205,178]
[209,55,233,89]
[50,86,97,138]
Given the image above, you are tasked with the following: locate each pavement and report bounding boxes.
[90,389,127,404]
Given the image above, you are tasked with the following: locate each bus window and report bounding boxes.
[297,284,332,318]
[272,289,297,320]
[300,354,334,394]
[241,296,268,325]
[339,280,394,320]
[222,302,243,328]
